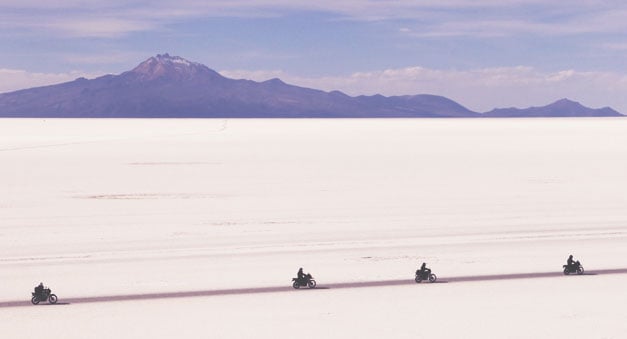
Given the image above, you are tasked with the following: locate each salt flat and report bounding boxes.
[1,118,627,338]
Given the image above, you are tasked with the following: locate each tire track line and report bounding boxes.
[2,268,627,309]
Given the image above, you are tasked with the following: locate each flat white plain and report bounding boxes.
[1,118,627,338]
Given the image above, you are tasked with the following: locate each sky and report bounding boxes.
[1,0,627,113]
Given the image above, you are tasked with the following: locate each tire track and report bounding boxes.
[2,268,627,309]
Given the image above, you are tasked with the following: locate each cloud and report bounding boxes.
[62,51,148,65]
[3,1,627,38]
[41,18,157,38]
[219,66,627,113]
[0,69,105,94]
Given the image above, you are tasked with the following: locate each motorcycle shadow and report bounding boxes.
[39,302,71,306]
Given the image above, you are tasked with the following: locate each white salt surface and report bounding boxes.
[1,118,627,338]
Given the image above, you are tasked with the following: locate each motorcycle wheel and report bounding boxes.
[292,281,300,289]
[307,280,316,289]
[577,266,584,275]
[48,294,58,304]
[563,268,570,275]
[31,296,40,305]
[415,276,422,283]
[429,274,437,283]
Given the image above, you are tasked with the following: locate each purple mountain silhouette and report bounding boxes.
[0,54,622,118]
[483,98,622,117]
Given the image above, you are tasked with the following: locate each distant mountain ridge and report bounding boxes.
[0,54,622,118]
[483,98,622,117]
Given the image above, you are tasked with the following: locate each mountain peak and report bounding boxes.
[551,98,581,106]
[128,53,218,81]
[483,98,622,117]
[153,53,195,66]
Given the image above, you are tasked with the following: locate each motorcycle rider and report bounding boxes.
[297,268,305,282]
[34,282,44,296]
[416,262,431,277]
[567,255,576,269]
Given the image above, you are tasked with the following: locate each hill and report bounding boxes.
[0,54,477,118]
[0,54,621,118]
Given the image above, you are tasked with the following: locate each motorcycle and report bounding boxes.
[415,270,437,283]
[563,261,584,275]
[292,273,316,289]
[31,288,58,305]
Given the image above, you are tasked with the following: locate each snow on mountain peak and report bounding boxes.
[154,53,194,66]
[129,53,212,81]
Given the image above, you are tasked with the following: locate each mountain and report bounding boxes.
[0,54,478,118]
[483,99,622,117]
[0,54,622,118]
